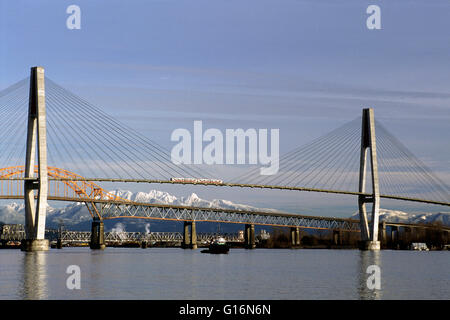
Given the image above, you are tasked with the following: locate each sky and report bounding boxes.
[0,0,449,216]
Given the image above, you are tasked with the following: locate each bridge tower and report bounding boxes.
[21,66,49,251]
[358,108,381,250]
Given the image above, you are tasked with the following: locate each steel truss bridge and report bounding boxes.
[0,166,362,230]
[0,228,242,244]
[61,231,242,244]
[3,223,447,244]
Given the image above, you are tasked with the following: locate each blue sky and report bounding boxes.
[1,0,449,216]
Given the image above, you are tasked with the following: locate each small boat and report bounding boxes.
[410,243,429,251]
[201,237,230,254]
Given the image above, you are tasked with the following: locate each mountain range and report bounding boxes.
[0,189,448,232]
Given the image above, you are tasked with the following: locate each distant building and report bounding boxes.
[258,229,270,240]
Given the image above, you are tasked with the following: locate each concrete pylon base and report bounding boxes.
[89,243,106,250]
[359,240,380,250]
[21,239,49,252]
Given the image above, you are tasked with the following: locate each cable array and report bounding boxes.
[46,78,220,180]
[0,78,29,169]
[231,117,449,204]
[375,121,449,203]
[0,76,448,204]
[0,77,215,180]
[231,118,362,192]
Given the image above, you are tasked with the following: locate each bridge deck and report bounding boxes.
[3,177,448,207]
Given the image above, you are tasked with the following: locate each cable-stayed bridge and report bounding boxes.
[0,67,448,251]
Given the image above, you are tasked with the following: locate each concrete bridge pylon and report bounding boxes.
[358,108,381,250]
[21,66,49,252]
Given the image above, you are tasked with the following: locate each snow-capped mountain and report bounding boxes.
[0,189,279,229]
[108,189,276,212]
[0,190,448,230]
[350,209,450,225]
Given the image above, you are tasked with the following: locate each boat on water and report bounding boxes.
[410,243,429,251]
[201,237,230,254]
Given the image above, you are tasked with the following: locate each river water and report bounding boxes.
[0,248,448,300]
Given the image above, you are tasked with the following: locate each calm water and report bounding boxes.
[0,248,448,300]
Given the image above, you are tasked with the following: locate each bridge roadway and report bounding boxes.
[6,177,450,207]
[0,195,361,230]
[0,178,448,232]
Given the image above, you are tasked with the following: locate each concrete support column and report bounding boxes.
[244,225,248,247]
[380,221,387,246]
[244,224,255,249]
[410,227,416,243]
[290,227,301,247]
[182,221,197,249]
[333,230,342,245]
[390,226,397,242]
[290,228,296,247]
[182,221,190,249]
[21,66,49,252]
[190,221,197,249]
[90,219,105,250]
[390,226,398,248]
[295,227,301,246]
[404,227,411,246]
[415,227,422,243]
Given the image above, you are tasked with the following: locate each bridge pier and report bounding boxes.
[21,66,49,252]
[379,221,387,248]
[182,221,197,249]
[190,221,197,249]
[390,226,398,243]
[90,218,105,250]
[244,224,255,249]
[333,229,343,246]
[358,108,380,251]
[290,227,301,247]
[403,227,412,248]
[390,226,399,249]
[183,221,190,248]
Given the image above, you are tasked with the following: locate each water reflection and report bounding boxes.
[19,252,48,300]
[357,250,382,300]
